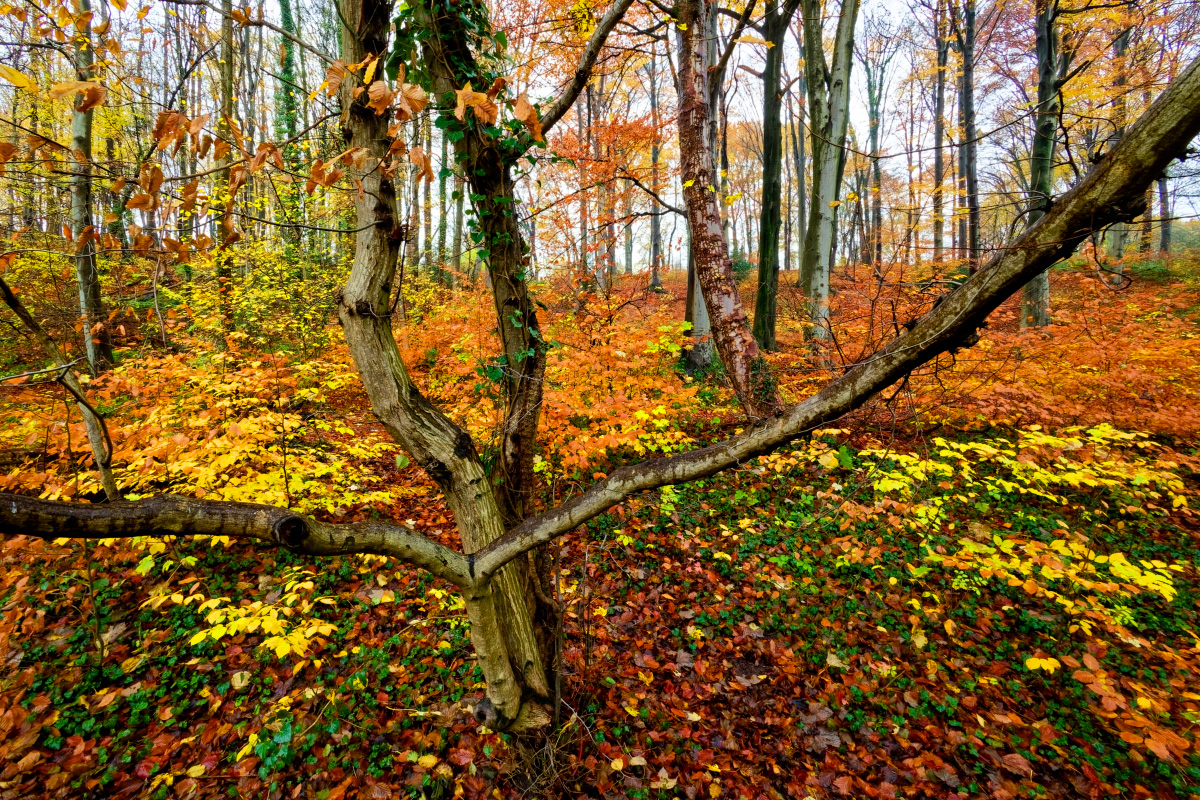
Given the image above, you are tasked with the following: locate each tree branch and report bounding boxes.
[536,0,639,141]
[0,493,473,588]
[710,0,759,97]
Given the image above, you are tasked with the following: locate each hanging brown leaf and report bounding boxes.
[49,80,89,100]
[0,142,15,163]
[486,76,507,100]
[230,7,250,25]
[454,83,498,126]
[126,193,154,211]
[181,179,199,212]
[77,84,106,112]
[335,147,368,167]
[400,83,428,115]
[138,162,163,194]
[409,145,434,183]
[325,60,347,98]
[132,233,154,255]
[213,140,231,161]
[305,159,325,194]
[111,176,127,194]
[366,81,393,115]
[513,93,544,143]
[74,226,97,253]
[93,18,110,35]
[188,113,210,137]
[228,163,248,194]
[199,134,213,159]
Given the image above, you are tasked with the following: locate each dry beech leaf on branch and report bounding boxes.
[486,76,507,99]
[324,60,347,98]
[454,83,498,126]
[409,145,434,183]
[366,81,393,115]
[513,93,543,143]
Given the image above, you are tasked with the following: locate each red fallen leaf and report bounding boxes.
[448,748,474,766]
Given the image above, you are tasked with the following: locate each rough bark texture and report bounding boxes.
[676,0,782,417]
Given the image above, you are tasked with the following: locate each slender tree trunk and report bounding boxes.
[956,0,980,271]
[1158,173,1171,253]
[790,60,807,276]
[216,0,235,333]
[423,115,433,272]
[932,0,948,264]
[676,0,781,415]
[800,0,861,342]
[649,51,664,290]
[437,126,448,280]
[1022,0,1058,327]
[453,173,465,273]
[752,0,798,351]
[70,0,114,375]
[623,188,633,275]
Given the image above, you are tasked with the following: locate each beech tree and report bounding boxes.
[3,0,1200,738]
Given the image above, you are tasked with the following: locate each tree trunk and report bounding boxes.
[676,0,781,416]
[648,51,664,289]
[1158,173,1170,252]
[216,0,235,333]
[437,126,448,281]
[752,0,798,351]
[955,0,980,271]
[71,0,114,376]
[932,0,948,264]
[800,0,860,342]
[1022,0,1058,327]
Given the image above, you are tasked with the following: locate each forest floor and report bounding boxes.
[1,254,1199,799]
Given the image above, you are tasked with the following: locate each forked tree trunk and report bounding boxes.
[335,0,549,729]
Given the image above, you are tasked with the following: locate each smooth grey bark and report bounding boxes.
[800,0,861,342]
[1022,0,1069,327]
[932,0,949,263]
[71,0,114,375]
[648,50,664,290]
[1158,172,1171,252]
[951,0,980,270]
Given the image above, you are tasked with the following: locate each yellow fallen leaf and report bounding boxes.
[417,754,438,769]
[186,765,206,778]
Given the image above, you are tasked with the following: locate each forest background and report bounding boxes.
[1,0,1200,796]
